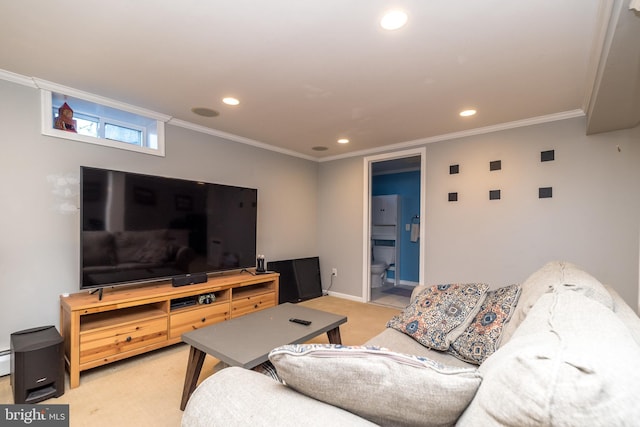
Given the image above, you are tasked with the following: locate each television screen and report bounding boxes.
[80,166,257,289]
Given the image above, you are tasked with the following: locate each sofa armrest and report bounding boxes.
[181,367,376,427]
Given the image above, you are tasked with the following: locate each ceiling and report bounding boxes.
[1,1,638,160]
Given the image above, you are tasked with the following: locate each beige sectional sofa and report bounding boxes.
[181,261,640,426]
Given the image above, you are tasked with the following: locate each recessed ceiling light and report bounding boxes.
[380,10,408,30]
[223,97,240,106]
[191,107,219,117]
[459,109,477,117]
[337,138,349,144]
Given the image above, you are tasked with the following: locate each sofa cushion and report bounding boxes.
[500,261,613,346]
[386,283,489,351]
[457,291,640,426]
[556,262,613,308]
[448,284,521,364]
[365,328,477,369]
[269,344,481,427]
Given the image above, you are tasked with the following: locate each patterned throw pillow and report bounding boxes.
[448,284,522,364]
[386,283,490,351]
[269,344,481,427]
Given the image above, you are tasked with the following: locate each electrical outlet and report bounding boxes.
[332,268,338,277]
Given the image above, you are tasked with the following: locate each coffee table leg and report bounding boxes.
[326,326,342,344]
[180,346,206,410]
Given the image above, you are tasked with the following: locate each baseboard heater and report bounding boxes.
[0,349,10,377]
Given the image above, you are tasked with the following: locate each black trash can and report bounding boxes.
[10,325,65,404]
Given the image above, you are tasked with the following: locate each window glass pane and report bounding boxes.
[74,113,99,138]
[105,123,142,145]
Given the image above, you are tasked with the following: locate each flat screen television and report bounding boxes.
[80,166,257,290]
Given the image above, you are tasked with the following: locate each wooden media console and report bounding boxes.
[60,272,279,388]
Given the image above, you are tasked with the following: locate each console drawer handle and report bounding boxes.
[126,336,132,342]
[201,318,206,323]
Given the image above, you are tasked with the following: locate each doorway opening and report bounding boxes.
[362,148,426,308]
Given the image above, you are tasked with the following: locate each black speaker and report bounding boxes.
[268,260,297,304]
[268,257,323,304]
[10,325,64,404]
[294,258,323,300]
[192,272,208,284]
[172,272,208,287]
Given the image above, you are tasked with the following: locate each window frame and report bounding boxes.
[38,79,168,157]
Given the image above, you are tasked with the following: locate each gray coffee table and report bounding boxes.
[180,302,347,410]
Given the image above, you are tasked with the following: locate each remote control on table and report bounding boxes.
[289,318,312,326]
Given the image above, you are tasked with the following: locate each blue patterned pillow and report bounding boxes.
[448,284,521,364]
[386,283,489,351]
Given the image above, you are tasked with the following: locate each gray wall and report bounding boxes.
[2,75,639,355]
[318,117,640,310]
[0,79,319,351]
[317,156,365,294]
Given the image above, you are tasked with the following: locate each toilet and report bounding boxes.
[370,245,395,288]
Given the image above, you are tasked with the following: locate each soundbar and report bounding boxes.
[172,272,208,287]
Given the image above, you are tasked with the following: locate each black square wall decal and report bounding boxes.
[448,192,458,202]
[489,189,501,200]
[539,187,553,198]
[490,160,502,171]
[541,150,555,162]
[449,164,459,174]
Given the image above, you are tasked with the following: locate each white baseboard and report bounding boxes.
[324,283,418,303]
[324,290,366,303]
[0,351,10,377]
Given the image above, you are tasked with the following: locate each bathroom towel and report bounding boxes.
[410,223,419,242]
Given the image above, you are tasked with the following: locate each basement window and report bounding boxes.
[38,80,168,156]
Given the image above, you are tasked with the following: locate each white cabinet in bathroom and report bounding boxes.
[372,194,398,225]
[371,195,401,287]
[371,195,400,241]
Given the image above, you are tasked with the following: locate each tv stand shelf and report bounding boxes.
[60,271,279,388]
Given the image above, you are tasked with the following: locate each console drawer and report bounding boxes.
[169,304,229,339]
[79,317,167,364]
[231,293,276,318]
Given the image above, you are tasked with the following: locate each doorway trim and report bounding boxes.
[362,147,426,302]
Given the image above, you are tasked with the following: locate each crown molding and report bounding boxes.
[167,118,317,161]
[32,78,171,122]
[0,69,36,87]
[318,109,586,163]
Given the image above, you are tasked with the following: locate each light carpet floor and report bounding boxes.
[0,296,400,427]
